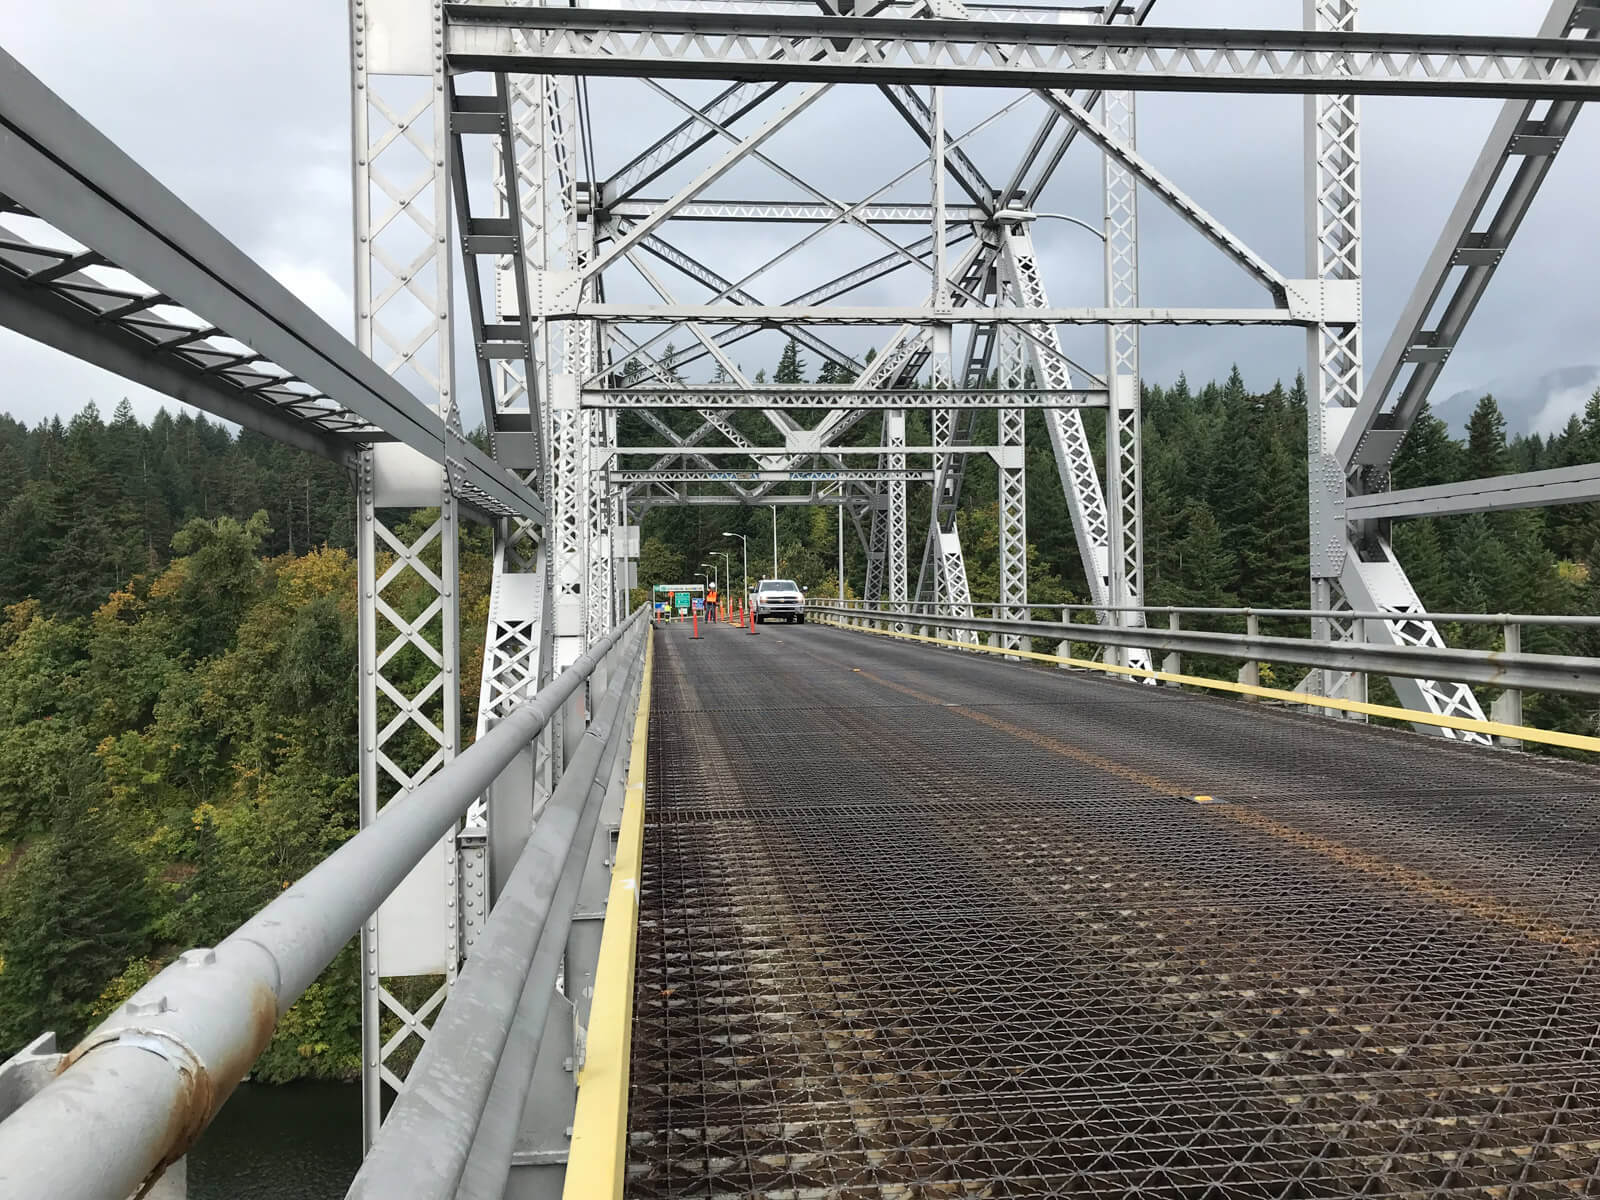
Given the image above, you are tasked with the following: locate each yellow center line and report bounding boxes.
[1214,804,1600,959]
[853,667,1191,798]
[835,646,1597,959]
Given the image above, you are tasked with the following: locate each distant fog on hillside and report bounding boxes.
[1440,365,1600,437]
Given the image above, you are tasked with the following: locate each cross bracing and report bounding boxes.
[1,0,1599,1193]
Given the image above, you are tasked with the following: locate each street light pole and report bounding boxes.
[722,532,748,615]
[837,501,845,600]
[769,505,779,576]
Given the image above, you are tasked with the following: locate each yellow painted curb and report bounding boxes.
[562,629,653,1200]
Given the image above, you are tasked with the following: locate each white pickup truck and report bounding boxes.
[752,578,806,624]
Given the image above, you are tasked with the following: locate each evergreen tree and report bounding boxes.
[1392,400,1462,488]
[1288,370,1308,410]
[774,339,806,384]
[0,774,157,1047]
[1173,501,1233,607]
[1391,518,1451,608]
[1464,394,1509,478]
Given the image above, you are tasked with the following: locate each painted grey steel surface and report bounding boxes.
[444,6,1600,98]
[0,47,541,523]
[1345,463,1600,518]
[0,612,645,1200]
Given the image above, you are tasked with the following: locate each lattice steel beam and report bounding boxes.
[1302,0,1489,743]
[999,226,1112,611]
[614,467,934,484]
[613,443,1008,456]
[445,7,1600,99]
[583,386,1105,408]
[570,302,1335,324]
[604,199,990,223]
[1101,74,1148,665]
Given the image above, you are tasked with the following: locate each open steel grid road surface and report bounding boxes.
[626,618,1600,1199]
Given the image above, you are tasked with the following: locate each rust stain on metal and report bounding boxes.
[56,973,282,1198]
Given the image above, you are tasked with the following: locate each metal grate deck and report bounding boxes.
[627,620,1600,1198]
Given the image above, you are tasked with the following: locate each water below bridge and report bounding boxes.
[187,1082,358,1198]
[626,616,1600,1197]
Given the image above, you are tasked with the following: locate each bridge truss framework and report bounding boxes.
[2,0,1599,1187]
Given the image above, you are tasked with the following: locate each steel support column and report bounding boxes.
[1303,0,1490,742]
[1102,82,1147,670]
[352,0,464,1147]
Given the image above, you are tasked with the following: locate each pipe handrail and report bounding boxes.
[809,602,1600,697]
[818,597,1600,628]
[349,621,650,1198]
[0,606,651,1200]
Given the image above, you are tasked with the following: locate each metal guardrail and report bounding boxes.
[0,608,650,1200]
[349,622,649,1199]
[818,597,1600,629]
[810,601,1600,698]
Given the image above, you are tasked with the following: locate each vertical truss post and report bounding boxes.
[1303,0,1490,741]
[465,516,553,961]
[586,407,615,645]
[996,403,1027,654]
[351,0,462,1148]
[549,86,590,679]
[885,408,909,630]
[1305,0,1363,666]
[994,286,1028,653]
[998,223,1149,670]
[864,486,889,607]
[1102,82,1146,670]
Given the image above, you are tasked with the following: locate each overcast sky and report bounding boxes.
[2,0,1596,437]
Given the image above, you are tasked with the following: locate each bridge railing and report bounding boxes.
[0,608,652,1200]
[810,600,1600,752]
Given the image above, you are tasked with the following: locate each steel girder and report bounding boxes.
[0,46,542,522]
[447,75,545,484]
[1338,0,1598,493]
[1101,69,1149,668]
[584,385,1104,409]
[563,302,1340,325]
[616,467,934,484]
[606,200,989,223]
[1347,463,1600,519]
[444,6,1600,99]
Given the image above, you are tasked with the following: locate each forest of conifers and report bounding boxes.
[2,357,1597,1078]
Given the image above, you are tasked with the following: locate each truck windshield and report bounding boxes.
[759,580,799,592]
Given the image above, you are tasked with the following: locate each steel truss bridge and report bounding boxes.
[3,1,1600,1197]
